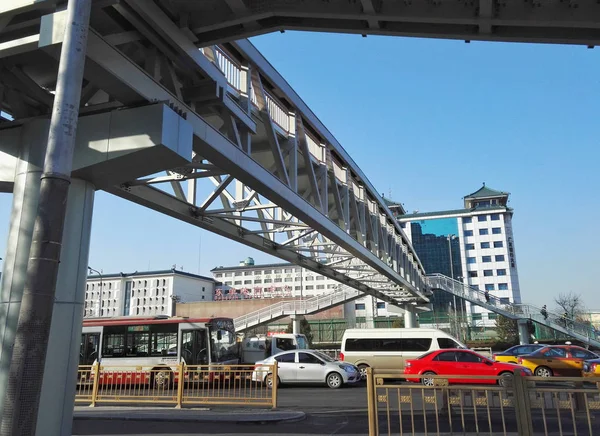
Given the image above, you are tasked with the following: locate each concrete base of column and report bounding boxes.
[517,320,530,345]
[404,305,418,329]
[35,179,95,436]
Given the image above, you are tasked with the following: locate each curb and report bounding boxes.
[73,409,306,424]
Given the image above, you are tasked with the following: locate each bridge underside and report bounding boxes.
[163,0,600,47]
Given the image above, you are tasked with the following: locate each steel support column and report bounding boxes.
[0,120,48,420]
[403,305,418,329]
[35,178,94,436]
[290,315,304,335]
[517,319,530,345]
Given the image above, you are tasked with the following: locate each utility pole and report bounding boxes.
[88,267,103,317]
[0,1,92,435]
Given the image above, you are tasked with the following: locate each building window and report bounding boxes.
[482,256,492,263]
[215,273,222,278]
[234,272,242,276]
[306,276,314,281]
[493,241,503,248]
[479,228,488,236]
[284,268,292,273]
[355,303,366,310]
[497,269,507,276]
[284,278,293,282]
[469,271,478,278]
[316,285,325,290]
[306,285,314,290]
[492,227,502,234]
[463,217,472,224]
[495,255,505,262]
[464,230,473,237]
[478,215,487,222]
[254,279,262,284]
[485,284,495,291]
[483,270,493,277]
[488,313,498,320]
[465,243,475,250]
[316,276,325,281]
[263,270,270,275]
[500,297,510,304]
[234,280,242,285]
[264,279,271,283]
[491,214,500,221]
[274,269,282,274]
[376,302,386,309]
[295,286,301,290]
[481,242,490,249]
[472,313,483,321]
[295,277,301,282]
[244,280,252,284]
[498,283,509,290]
[467,257,476,264]
[244,271,252,276]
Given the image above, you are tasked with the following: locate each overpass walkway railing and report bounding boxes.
[234,286,362,332]
[427,274,600,348]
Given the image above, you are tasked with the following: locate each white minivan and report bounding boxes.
[340,328,466,379]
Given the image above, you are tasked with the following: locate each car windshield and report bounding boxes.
[296,336,309,350]
[313,351,335,362]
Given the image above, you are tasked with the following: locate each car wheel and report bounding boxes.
[422,371,436,387]
[358,364,369,381]
[498,372,514,388]
[265,373,280,389]
[326,372,343,389]
[535,366,553,377]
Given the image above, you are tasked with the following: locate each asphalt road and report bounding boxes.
[72,381,600,436]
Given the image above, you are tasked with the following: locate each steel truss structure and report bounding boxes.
[0,1,430,306]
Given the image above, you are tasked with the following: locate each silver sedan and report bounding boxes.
[252,349,360,389]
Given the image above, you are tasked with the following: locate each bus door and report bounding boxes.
[80,332,100,365]
[180,329,208,365]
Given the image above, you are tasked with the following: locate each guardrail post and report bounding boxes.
[513,369,533,436]
[271,362,278,409]
[90,362,100,408]
[175,362,185,409]
[366,367,377,436]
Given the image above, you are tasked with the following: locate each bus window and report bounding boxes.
[210,328,239,363]
[80,333,100,365]
[181,330,208,365]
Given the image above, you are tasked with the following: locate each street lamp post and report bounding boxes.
[446,235,459,339]
[88,266,102,317]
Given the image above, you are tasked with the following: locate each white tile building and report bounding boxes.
[391,185,522,327]
[211,258,395,323]
[84,269,217,318]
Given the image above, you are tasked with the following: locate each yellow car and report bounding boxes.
[492,344,547,364]
[582,359,600,377]
[517,345,598,377]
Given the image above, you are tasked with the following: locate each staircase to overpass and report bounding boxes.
[428,274,600,348]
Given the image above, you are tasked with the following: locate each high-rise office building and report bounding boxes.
[390,185,521,327]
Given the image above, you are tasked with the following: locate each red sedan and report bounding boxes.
[404,348,532,387]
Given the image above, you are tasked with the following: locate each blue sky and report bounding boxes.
[1,31,599,309]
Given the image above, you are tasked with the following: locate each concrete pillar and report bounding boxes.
[517,320,530,345]
[36,178,95,436]
[0,120,49,418]
[290,315,304,335]
[404,305,418,329]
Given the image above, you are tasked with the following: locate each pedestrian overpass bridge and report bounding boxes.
[234,273,600,349]
[1,1,600,435]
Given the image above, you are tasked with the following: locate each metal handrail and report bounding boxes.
[426,273,600,346]
[233,286,361,331]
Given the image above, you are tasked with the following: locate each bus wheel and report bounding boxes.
[151,368,173,389]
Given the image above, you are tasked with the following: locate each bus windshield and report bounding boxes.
[209,319,240,363]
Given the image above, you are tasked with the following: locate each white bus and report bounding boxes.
[80,316,239,386]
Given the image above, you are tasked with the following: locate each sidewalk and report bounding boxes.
[73,405,306,424]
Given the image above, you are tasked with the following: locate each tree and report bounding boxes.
[286,318,314,346]
[495,315,518,343]
[555,291,586,321]
[391,318,404,328]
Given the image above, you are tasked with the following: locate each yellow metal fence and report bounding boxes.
[366,369,600,436]
[75,363,278,408]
